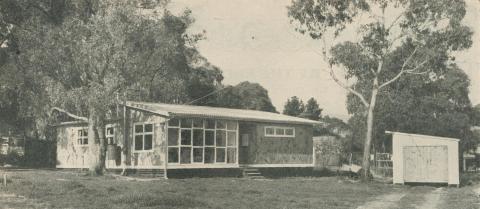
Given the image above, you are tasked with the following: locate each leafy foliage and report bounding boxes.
[213,81,277,113]
[300,98,323,120]
[283,96,305,116]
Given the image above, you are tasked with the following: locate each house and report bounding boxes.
[387,131,459,186]
[55,101,320,177]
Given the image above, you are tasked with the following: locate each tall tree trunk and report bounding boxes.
[362,77,379,180]
[87,108,106,175]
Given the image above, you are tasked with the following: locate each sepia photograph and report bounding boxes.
[0,0,480,208]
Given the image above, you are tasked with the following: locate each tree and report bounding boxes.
[2,0,207,175]
[213,81,277,112]
[299,98,322,120]
[283,96,304,116]
[288,0,473,179]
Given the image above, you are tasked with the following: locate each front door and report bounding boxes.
[238,124,255,164]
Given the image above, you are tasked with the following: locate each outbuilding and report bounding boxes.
[387,131,459,186]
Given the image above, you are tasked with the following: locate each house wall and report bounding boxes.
[106,109,167,169]
[56,109,168,169]
[391,133,459,185]
[242,122,313,165]
[56,123,93,168]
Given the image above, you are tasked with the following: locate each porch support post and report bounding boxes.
[164,122,168,179]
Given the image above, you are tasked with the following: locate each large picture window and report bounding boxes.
[167,118,238,164]
[133,123,154,151]
[265,126,295,137]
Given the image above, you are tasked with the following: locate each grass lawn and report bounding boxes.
[0,170,479,209]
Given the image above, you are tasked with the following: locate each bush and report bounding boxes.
[0,150,25,166]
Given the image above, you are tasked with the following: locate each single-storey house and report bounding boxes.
[55,101,319,177]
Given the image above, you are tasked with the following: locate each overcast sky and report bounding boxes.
[169,0,480,120]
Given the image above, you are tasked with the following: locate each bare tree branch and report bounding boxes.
[378,47,429,90]
[52,107,88,122]
[320,37,370,107]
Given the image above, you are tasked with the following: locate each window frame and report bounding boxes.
[76,128,88,146]
[167,118,238,165]
[105,124,116,145]
[264,126,295,137]
[133,122,154,153]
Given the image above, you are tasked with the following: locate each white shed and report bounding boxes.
[387,131,459,186]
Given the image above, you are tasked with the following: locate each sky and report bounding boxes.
[169,0,480,120]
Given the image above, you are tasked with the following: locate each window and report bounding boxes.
[167,118,238,165]
[105,125,115,145]
[265,126,295,137]
[133,123,154,151]
[77,129,88,145]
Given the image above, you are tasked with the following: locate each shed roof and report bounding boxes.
[385,131,460,142]
[126,101,320,125]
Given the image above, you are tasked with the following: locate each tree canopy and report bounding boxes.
[212,81,277,113]
[283,96,305,116]
[288,0,474,177]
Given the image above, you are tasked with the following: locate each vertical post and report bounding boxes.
[121,91,128,176]
[164,122,168,179]
[3,173,6,187]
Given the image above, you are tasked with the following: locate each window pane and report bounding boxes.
[107,137,114,145]
[134,135,143,150]
[193,119,203,128]
[168,128,179,146]
[106,127,114,135]
[216,130,226,147]
[227,148,236,164]
[276,128,285,135]
[145,124,153,132]
[168,148,179,163]
[205,119,215,129]
[168,118,179,127]
[78,138,82,145]
[216,148,226,163]
[135,125,143,133]
[226,121,237,130]
[193,148,203,163]
[180,147,191,164]
[204,147,215,163]
[83,138,88,145]
[205,130,215,146]
[216,120,226,129]
[193,129,203,146]
[180,129,192,145]
[180,118,192,128]
[266,127,274,135]
[227,131,236,146]
[144,135,153,150]
[285,128,294,136]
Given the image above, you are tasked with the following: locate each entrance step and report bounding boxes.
[242,168,265,179]
[132,169,166,179]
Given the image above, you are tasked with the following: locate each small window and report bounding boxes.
[168,147,179,163]
[193,148,203,163]
[265,126,295,137]
[106,126,115,145]
[216,120,226,129]
[77,129,88,145]
[226,121,237,130]
[216,130,226,147]
[180,118,192,128]
[193,119,204,128]
[205,130,215,146]
[204,147,215,163]
[227,131,236,146]
[134,123,154,151]
[180,147,191,164]
[168,129,179,146]
[180,129,192,145]
[205,119,215,129]
[193,129,203,146]
[216,148,226,163]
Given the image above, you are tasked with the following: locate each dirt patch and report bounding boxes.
[416,187,444,209]
[357,192,406,209]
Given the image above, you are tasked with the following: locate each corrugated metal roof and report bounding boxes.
[126,101,320,125]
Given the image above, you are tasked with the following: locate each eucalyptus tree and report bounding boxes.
[288,0,473,178]
[8,0,202,174]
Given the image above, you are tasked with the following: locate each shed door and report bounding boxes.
[403,146,448,183]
